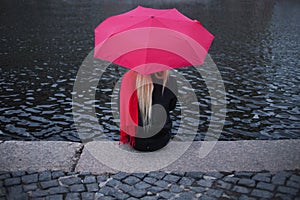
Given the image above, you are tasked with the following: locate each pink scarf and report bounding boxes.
[119,70,138,146]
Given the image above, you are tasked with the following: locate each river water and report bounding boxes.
[0,0,299,142]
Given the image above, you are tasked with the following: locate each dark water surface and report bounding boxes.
[0,0,299,142]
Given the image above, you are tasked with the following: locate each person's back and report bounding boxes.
[119,70,178,152]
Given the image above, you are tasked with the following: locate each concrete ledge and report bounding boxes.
[75,139,300,173]
[0,140,299,173]
[0,141,83,172]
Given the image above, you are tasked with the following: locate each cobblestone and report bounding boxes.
[0,170,299,199]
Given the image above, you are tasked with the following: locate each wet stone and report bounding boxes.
[252,173,271,183]
[289,174,300,183]
[154,180,169,188]
[251,189,273,198]
[86,183,99,192]
[238,178,256,187]
[163,174,181,183]
[69,184,86,192]
[40,180,59,189]
[59,176,82,185]
[179,177,195,186]
[134,181,151,190]
[143,177,157,184]
[148,171,166,179]
[186,171,203,179]
[197,179,214,187]
[23,183,38,192]
[0,173,11,180]
[46,194,63,200]
[4,177,21,186]
[7,185,23,194]
[122,176,140,185]
[286,180,300,188]
[232,186,250,194]
[65,192,80,200]
[39,171,52,181]
[127,189,147,198]
[83,175,96,184]
[274,193,293,200]
[111,172,128,181]
[22,174,38,184]
[81,192,95,200]
[11,171,26,177]
[51,171,65,179]
[277,185,298,196]
[256,181,275,191]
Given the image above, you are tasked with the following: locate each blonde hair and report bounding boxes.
[136,70,169,126]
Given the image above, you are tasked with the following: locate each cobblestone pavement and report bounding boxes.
[0,170,299,200]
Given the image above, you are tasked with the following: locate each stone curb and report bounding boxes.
[0,139,299,173]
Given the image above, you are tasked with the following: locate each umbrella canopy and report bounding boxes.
[94,6,214,75]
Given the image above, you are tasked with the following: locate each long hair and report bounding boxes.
[136,70,169,126]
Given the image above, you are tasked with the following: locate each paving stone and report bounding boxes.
[99,186,116,196]
[39,171,52,181]
[163,174,181,183]
[4,177,21,186]
[134,181,151,190]
[198,194,217,200]
[216,180,232,190]
[237,178,256,187]
[179,177,195,186]
[132,172,147,179]
[23,183,38,192]
[69,184,86,192]
[170,171,186,176]
[118,183,134,193]
[106,179,121,187]
[204,189,223,198]
[59,176,82,185]
[154,180,169,188]
[40,180,59,189]
[11,171,26,177]
[65,192,80,200]
[256,181,275,191]
[31,190,49,197]
[112,190,130,200]
[148,186,164,193]
[271,172,289,185]
[9,193,29,200]
[274,193,293,200]
[286,180,300,188]
[186,171,203,179]
[127,189,147,198]
[289,174,300,183]
[48,186,69,194]
[252,173,271,183]
[83,175,96,184]
[140,196,159,200]
[239,195,256,200]
[148,171,166,179]
[45,194,63,200]
[143,177,157,185]
[277,185,298,195]
[97,174,109,183]
[197,179,214,187]
[22,174,38,184]
[232,186,250,194]
[86,183,99,192]
[191,186,206,193]
[111,172,128,181]
[123,176,140,185]
[223,175,239,184]
[126,197,139,200]
[175,191,195,200]
[234,172,253,178]
[170,184,184,193]
[97,196,115,200]
[205,172,224,179]
[81,192,95,200]
[0,173,11,180]
[251,189,273,198]
[51,171,65,179]
[159,191,174,199]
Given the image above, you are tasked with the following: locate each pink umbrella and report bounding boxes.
[94,6,214,75]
